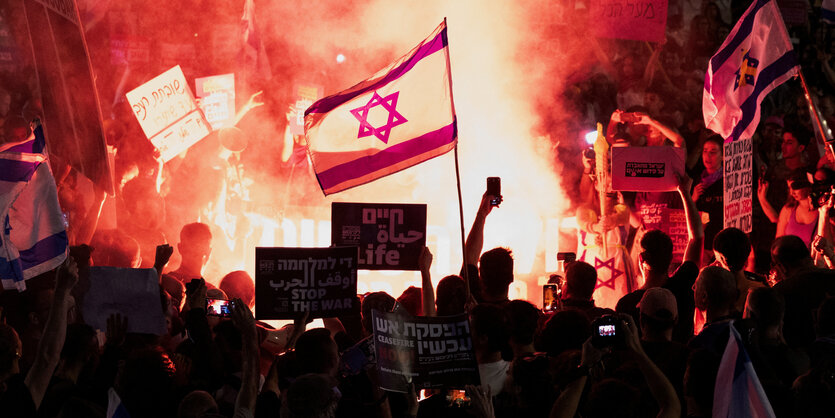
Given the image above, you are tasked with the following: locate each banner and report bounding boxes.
[254,246,358,319]
[723,138,753,233]
[372,310,479,392]
[195,73,236,130]
[331,202,426,270]
[290,84,323,135]
[82,267,167,335]
[125,65,211,162]
[612,146,685,191]
[22,0,113,194]
[589,0,669,42]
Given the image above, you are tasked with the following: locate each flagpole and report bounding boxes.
[442,18,472,301]
[798,70,833,156]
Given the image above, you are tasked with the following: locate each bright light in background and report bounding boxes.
[335,53,345,63]
[584,130,597,145]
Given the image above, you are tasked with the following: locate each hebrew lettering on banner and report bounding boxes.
[331,202,427,270]
[590,0,668,43]
[723,138,753,233]
[255,247,358,320]
[372,310,479,392]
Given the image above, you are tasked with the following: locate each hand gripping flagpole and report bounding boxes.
[442,18,472,303]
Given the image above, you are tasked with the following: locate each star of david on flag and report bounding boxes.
[304,21,457,195]
[703,0,798,142]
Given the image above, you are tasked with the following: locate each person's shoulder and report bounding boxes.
[615,290,645,312]
[672,260,699,281]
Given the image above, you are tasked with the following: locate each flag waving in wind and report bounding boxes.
[703,0,799,142]
[1,125,68,291]
[305,21,457,195]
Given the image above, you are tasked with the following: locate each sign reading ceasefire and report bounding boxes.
[255,247,358,319]
[331,203,427,270]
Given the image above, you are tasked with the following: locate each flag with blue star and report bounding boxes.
[304,21,457,195]
[703,0,798,142]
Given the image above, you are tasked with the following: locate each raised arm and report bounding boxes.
[419,246,436,317]
[757,180,780,223]
[26,257,78,409]
[677,174,704,266]
[464,193,495,269]
[638,114,685,148]
[231,299,259,416]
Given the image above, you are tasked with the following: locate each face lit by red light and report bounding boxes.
[702,141,722,174]
[781,132,804,159]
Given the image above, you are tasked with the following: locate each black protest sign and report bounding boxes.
[372,310,479,392]
[331,202,427,270]
[255,247,358,320]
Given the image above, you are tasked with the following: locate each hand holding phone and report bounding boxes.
[486,177,502,206]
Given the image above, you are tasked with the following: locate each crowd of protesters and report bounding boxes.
[1,1,835,418]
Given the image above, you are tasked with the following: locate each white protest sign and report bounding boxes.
[126,65,210,162]
[195,73,235,130]
[612,146,685,191]
[82,267,167,335]
[723,138,753,233]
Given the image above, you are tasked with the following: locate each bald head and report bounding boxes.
[694,266,738,312]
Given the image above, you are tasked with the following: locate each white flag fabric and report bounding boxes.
[304,21,456,195]
[0,126,68,291]
[703,0,799,141]
[713,322,776,418]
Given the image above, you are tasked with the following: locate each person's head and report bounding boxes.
[702,135,723,174]
[294,329,339,376]
[781,128,809,160]
[638,287,678,337]
[90,229,141,268]
[770,235,813,281]
[538,309,591,357]
[789,176,812,203]
[396,286,423,316]
[219,271,255,309]
[563,261,597,301]
[177,390,220,418]
[743,287,785,331]
[178,222,212,268]
[469,304,510,357]
[693,266,738,312]
[713,227,751,273]
[505,300,541,348]
[360,291,395,335]
[639,229,674,274]
[281,373,340,418]
[61,323,98,369]
[586,378,641,418]
[116,346,177,417]
[160,274,186,312]
[762,116,783,142]
[479,247,514,300]
[435,275,467,316]
[0,323,21,379]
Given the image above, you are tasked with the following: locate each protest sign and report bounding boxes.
[109,36,150,66]
[589,0,668,43]
[372,310,479,392]
[255,247,358,320]
[723,138,753,233]
[612,146,685,191]
[331,203,426,270]
[125,65,211,162]
[289,84,323,135]
[635,199,687,266]
[195,74,235,130]
[82,267,166,335]
[21,0,113,194]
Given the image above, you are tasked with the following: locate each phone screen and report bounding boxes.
[543,284,557,312]
[448,389,471,407]
[598,324,616,337]
[206,298,234,317]
[487,177,501,206]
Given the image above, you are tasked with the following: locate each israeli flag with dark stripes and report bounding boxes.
[703,0,799,142]
[0,126,68,291]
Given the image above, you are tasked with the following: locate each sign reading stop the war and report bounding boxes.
[255,247,358,320]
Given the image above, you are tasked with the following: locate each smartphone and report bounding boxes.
[543,284,558,313]
[447,389,471,407]
[486,177,501,206]
[206,298,235,317]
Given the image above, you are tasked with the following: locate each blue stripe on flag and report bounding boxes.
[710,0,771,71]
[0,255,24,282]
[824,9,835,23]
[729,51,798,141]
[19,230,68,270]
[0,159,39,182]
